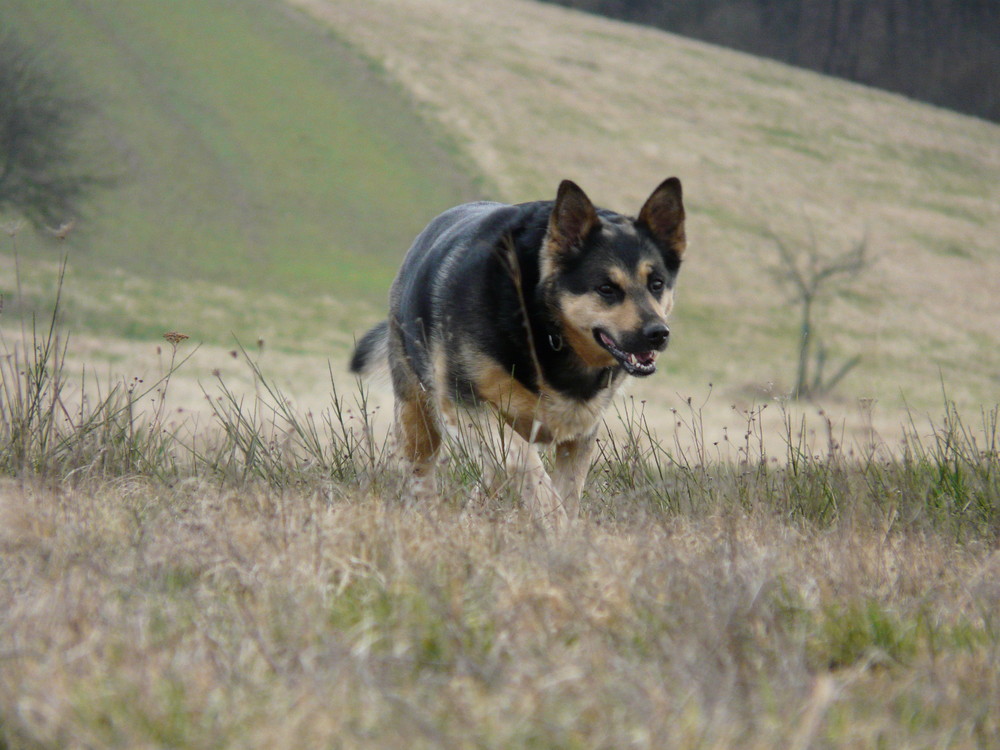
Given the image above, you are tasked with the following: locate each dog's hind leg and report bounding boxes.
[395,392,442,502]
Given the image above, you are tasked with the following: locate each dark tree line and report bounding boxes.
[545,0,1000,123]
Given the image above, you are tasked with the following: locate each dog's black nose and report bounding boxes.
[643,321,670,348]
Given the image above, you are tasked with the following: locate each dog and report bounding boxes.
[350,178,686,526]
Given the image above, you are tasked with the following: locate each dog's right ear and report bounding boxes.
[544,180,598,267]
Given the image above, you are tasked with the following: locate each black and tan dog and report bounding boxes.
[351,178,686,525]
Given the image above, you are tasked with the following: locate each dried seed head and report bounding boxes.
[163,331,190,346]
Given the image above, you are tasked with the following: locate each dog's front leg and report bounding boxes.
[551,434,597,520]
[504,432,567,530]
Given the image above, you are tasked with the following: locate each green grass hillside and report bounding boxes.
[4,0,481,297]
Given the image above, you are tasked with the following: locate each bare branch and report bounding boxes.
[768,222,871,399]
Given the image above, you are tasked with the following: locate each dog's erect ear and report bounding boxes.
[637,177,686,258]
[546,180,598,263]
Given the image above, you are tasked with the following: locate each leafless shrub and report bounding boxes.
[769,223,868,399]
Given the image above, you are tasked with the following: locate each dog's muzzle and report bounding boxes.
[594,324,669,377]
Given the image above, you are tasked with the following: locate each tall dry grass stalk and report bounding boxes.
[0,248,198,481]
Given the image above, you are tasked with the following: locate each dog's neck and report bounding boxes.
[529,280,623,399]
[541,319,621,395]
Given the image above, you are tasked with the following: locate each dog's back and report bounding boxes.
[350,199,551,395]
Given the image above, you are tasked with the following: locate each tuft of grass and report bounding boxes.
[898,399,1000,540]
[810,600,919,671]
[0,254,196,481]
[589,394,999,540]
[203,344,391,490]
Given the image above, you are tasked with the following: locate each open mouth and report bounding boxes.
[595,330,658,377]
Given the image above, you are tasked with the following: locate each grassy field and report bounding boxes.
[0,295,998,747]
[2,2,999,745]
[1,478,998,748]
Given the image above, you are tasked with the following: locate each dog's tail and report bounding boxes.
[349,320,390,378]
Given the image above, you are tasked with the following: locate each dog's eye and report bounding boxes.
[596,283,619,298]
[649,277,665,293]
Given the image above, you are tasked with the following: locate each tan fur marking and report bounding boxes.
[560,312,617,367]
[636,261,675,317]
[550,436,597,519]
[467,350,621,444]
[607,266,629,288]
[654,288,674,318]
[395,396,440,474]
[559,292,646,363]
[605,297,644,335]
[504,433,567,529]
[466,352,552,441]
[429,343,451,404]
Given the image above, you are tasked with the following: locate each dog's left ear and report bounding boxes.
[637,177,686,259]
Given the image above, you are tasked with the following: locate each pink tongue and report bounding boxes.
[636,351,655,365]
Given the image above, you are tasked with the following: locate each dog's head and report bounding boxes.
[540,178,685,377]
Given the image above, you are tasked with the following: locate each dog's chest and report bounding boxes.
[535,381,622,443]
[463,349,623,445]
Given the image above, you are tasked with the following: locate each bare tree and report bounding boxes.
[769,224,868,399]
[0,33,105,230]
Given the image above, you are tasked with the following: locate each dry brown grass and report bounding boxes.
[1,275,997,747]
[1,475,997,748]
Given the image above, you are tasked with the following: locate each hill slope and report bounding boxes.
[4,0,481,297]
[290,0,1000,417]
[2,0,997,444]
